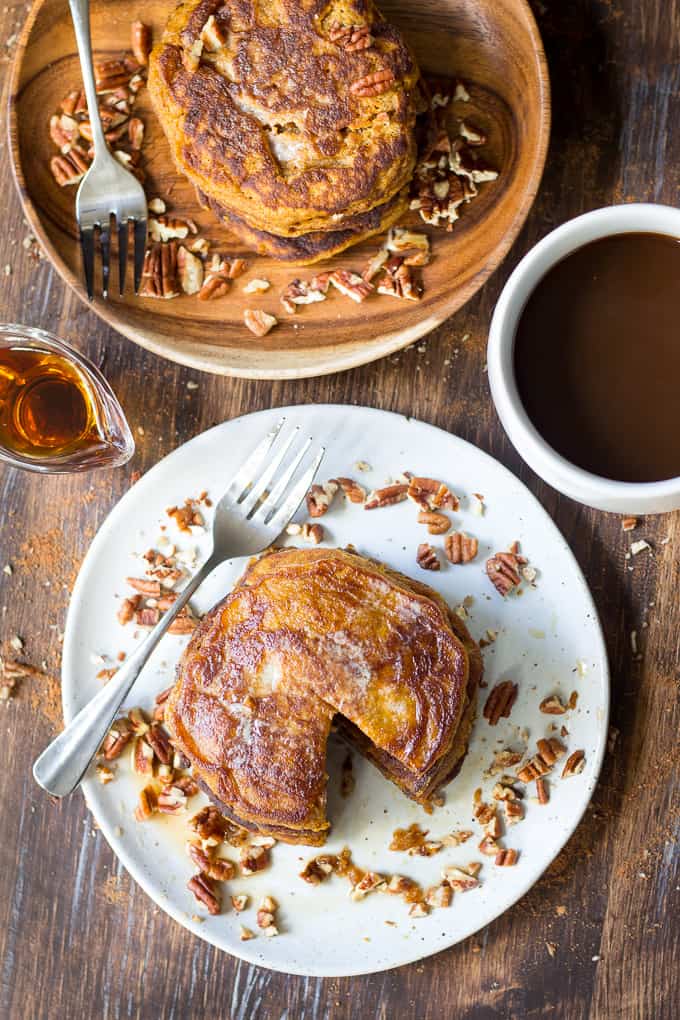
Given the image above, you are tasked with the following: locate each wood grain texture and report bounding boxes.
[0,1,678,1018]
[9,0,549,378]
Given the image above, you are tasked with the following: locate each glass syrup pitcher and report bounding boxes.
[0,324,134,473]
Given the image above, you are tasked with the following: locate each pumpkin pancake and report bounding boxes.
[165,548,482,846]
[198,187,409,264]
[148,0,421,238]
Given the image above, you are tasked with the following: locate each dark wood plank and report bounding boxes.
[0,1,678,1018]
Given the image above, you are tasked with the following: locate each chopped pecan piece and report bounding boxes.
[280,277,327,313]
[425,883,452,908]
[126,576,161,596]
[350,871,386,900]
[495,848,519,867]
[146,723,173,765]
[407,477,459,511]
[478,835,500,856]
[364,482,408,509]
[444,531,478,564]
[231,894,249,912]
[50,150,90,187]
[134,784,158,821]
[350,69,395,97]
[240,844,271,876]
[131,735,154,776]
[95,763,115,784]
[516,738,566,782]
[187,874,220,915]
[504,801,523,825]
[135,607,160,628]
[299,856,337,884]
[158,784,188,814]
[562,749,586,778]
[416,543,440,571]
[244,309,278,336]
[117,594,141,625]
[331,477,366,504]
[306,480,338,517]
[484,813,502,839]
[442,865,480,892]
[622,516,638,532]
[239,926,255,941]
[139,242,180,300]
[376,258,423,301]
[409,901,429,917]
[385,227,431,265]
[329,23,374,51]
[178,245,205,295]
[536,777,549,804]
[417,511,450,535]
[539,694,567,715]
[189,806,228,846]
[486,546,528,596]
[362,248,389,282]
[131,21,152,65]
[328,269,374,302]
[483,680,519,725]
[101,719,133,760]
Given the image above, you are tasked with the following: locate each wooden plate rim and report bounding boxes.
[7,0,551,380]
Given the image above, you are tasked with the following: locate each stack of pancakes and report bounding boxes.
[148,0,422,264]
[165,548,482,846]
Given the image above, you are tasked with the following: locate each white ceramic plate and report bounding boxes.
[62,405,609,977]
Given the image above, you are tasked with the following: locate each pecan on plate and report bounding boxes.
[101,718,133,760]
[178,246,204,295]
[149,216,197,244]
[483,680,518,725]
[328,269,374,302]
[134,784,158,821]
[444,531,478,564]
[50,148,91,187]
[562,749,586,778]
[539,694,567,715]
[146,722,173,764]
[131,21,152,65]
[442,865,480,892]
[485,544,527,597]
[240,843,271,876]
[331,477,366,504]
[280,277,327,313]
[243,309,278,336]
[139,242,180,300]
[494,848,519,867]
[350,69,395,97]
[478,835,500,856]
[425,883,452,909]
[376,257,422,301]
[306,480,338,517]
[187,874,221,915]
[516,738,566,783]
[364,482,408,509]
[189,805,228,846]
[504,800,523,825]
[417,510,450,535]
[416,543,440,571]
[131,735,154,776]
[407,476,459,511]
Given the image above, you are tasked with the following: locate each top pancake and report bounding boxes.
[165,547,479,845]
[148,0,421,237]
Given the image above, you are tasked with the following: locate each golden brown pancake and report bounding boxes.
[198,187,409,264]
[148,0,421,237]
[165,548,482,846]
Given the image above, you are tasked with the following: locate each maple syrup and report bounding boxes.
[0,326,134,473]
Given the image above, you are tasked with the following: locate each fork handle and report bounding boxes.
[68,0,108,155]
[32,554,218,798]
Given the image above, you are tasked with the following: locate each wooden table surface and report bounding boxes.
[0,1,678,1017]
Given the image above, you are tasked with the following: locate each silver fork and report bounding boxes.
[69,0,147,298]
[33,418,324,798]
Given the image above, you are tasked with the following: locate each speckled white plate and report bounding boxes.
[61,405,609,977]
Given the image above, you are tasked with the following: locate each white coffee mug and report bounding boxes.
[487,203,680,514]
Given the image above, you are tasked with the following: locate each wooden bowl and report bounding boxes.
[9,0,550,379]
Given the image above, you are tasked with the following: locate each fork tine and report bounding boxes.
[263,448,326,533]
[133,219,147,293]
[118,219,128,296]
[80,227,96,300]
[100,223,111,299]
[239,426,301,516]
[253,436,312,517]
[225,417,286,503]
